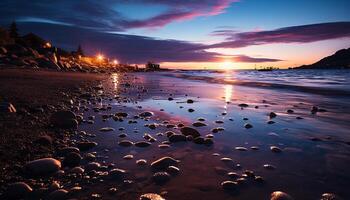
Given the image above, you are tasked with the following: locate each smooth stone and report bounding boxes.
[235,146,248,151]
[77,141,98,151]
[287,109,294,114]
[188,108,195,112]
[63,152,82,167]
[244,123,253,129]
[166,131,175,137]
[270,146,282,153]
[151,157,179,170]
[270,191,294,200]
[169,134,187,142]
[221,157,233,162]
[50,110,77,129]
[152,171,171,184]
[193,137,205,144]
[192,122,207,127]
[47,189,68,200]
[35,135,53,146]
[140,193,165,200]
[58,147,80,156]
[197,117,206,121]
[158,144,171,149]
[180,126,200,138]
[115,112,128,117]
[70,166,84,174]
[227,172,239,179]
[269,112,277,118]
[99,127,115,132]
[251,146,259,150]
[187,99,194,103]
[85,162,100,171]
[25,158,61,176]
[135,141,152,147]
[123,154,134,160]
[221,181,238,191]
[167,166,180,175]
[5,182,33,199]
[139,111,154,118]
[109,168,127,180]
[204,138,214,146]
[238,103,249,108]
[118,140,134,147]
[136,159,147,165]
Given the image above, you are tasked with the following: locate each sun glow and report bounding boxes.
[221,60,233,70]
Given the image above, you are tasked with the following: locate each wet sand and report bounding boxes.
[1,70,350,199]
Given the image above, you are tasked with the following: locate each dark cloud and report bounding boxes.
[16,22,280,64]
[207,22,350,49]
[0,0,236,30]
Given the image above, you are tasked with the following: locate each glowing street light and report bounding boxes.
[97,54,104,61]
[113,59,118,65]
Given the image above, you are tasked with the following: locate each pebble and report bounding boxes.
[270,146,282,153]
[169,134,187,142]
[140,193,165,200]
[167,165,180,175]
[50,110,78,129]
[85,162,101,171]
[270,191,294,200]
[152,171,171,184]
[321,193,339,200]
[221,157,233,162]
[47,189,68,200]
[227,172,239,179]
[221,181,238,191]
[269,112,277,118]
[151,156,179,170]
[187,99,194,103]
[25,158,61,176]
[244,123,253,129]
[135,141,152,147]
[70,166,85,174]
[192,121,207,127]
[58,147,80,156]
[238,103,249,108]
[123,154,134,160]
[119,140,134,147]
[158,144,170,148]
[139,111,154,118]
[63,152,82,167]
[235,146,248,151]
[180,126,201,137]
[136,159,147,165]
[188,108,195,112]
[109,168,127,180]
[77,141,98,151]
[5,182,33,199]
[99,127,115,132]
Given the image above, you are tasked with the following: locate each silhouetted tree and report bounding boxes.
[77,44,84,56]
[9,21,19,38]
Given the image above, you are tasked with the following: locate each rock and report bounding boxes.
[269,112,277,118]
[135,141,152,147]
[221,157,233,162]
[287,109,294,114]
[5,182,33,199]
[152,171,171,184]
[85,162,100,171]
[270,146,282,153]
[36,57,60,70]
[136,159,147,165]
[187,99,194,103]
[321,193,340,200]
[192,122,207,127]
[204,138,214,146]
[63,152,82,167]
[0,102,16,113]
[140,193,165,200]
[118,140,134,147]
[77,141,98,151]
[109,168,127,180]
[151,157,179,171]
[193,137,205,144]
[35,135,53,146]
[50,110,77,129]
[115,112,128,117]
[244,123,253,129]
[58,147,80,156]
[99,127,115,132]
[227,172,239,179]
[139,111,154,118]
[235,147,248,151]
[188,108,195,112]
[70,166,84,174]
[270,191,293,200]
[169,134,187,142]
[180,126,200,138]
[47,189,68,200]
[221,181,238,191]
[123,154,134,160]
[25,158,61,176]
[167,166,180,175]
[238,103,249,108]
[0,46,7,54]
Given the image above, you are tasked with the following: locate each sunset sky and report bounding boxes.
[1,0,350,69]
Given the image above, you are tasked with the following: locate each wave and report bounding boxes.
[164,73,350,97]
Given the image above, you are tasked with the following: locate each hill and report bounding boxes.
[297,48,350,69]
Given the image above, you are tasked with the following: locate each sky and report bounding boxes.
[0,0,349,69]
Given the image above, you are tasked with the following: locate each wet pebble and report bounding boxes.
[140,193,165,200]
[235,146,248,151]
[47,189,68,200]
[192,121,207,127]
[221,181,238,191]
[109,168,127,180]
[180,126,201,137]
[63,152,82,167]
[152,171,171,184]
[25,158,61,176]
[135,141,152,147]
[151,156,179,170]
[244,123,253,129]
[123,154,134,160]
[118,140,134,147]
[270,146,282,153]
[77,141,98,151]
[99,127,115,132]
[50,110,77,129]
[169,134,187,142]
[270,191,293,200]
[263,164,276,170]
[167,166,180,175]
[136,159,147,165]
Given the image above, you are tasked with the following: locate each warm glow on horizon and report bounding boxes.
[97,54,104,61]
[113,59,118,65]
[221,60,234,70]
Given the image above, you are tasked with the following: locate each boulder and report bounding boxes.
[25,158,61,176]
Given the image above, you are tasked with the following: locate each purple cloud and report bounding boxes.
[17,22,280,64]
[207,22,350,48]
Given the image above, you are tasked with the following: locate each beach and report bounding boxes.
[1,69,350,199]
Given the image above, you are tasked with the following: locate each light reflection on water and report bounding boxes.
[112,73,119,91]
